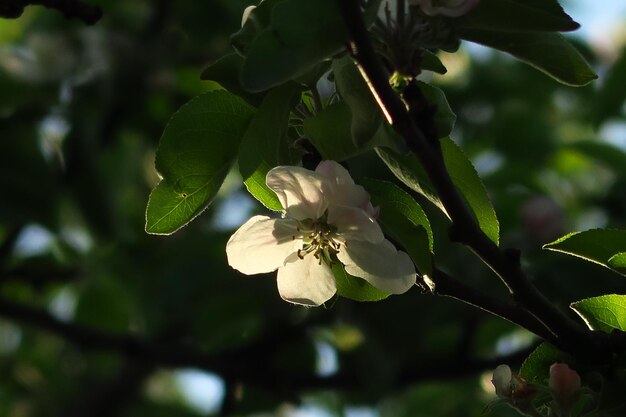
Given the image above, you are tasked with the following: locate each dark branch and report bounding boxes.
[0,294,534,394]
[422,269,558,346]
[0,0,102,25]
[335,0,610,363]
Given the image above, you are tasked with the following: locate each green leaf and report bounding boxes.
[377,139,499,245]
[240,0,346,92]
[239,83,300,210]
[376,147,444,212]
[417,81,456,138]
[358,178,433,275]
[230,0,284,55]
[333,263,390,302]
[609,253,626,270]
[200,53,263,106]
[421,50,447,74]
[145,91,255,235]
[520,342,573,384]
[571,295,626,332]
[333,56,382,148]
[457,0,579,33]
[458,30,597,87]
[441,138,500,245]
[304,101,361,161]
[543,229,626,277]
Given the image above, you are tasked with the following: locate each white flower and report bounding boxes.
[226,161,416,306]
[411,0,480,17]
[492,365,538,414]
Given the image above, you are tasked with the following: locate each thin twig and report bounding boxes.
[423,269,559,347]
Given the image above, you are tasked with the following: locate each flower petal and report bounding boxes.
[328,204,384,244]
[337,239,416,294]
[226,216,301,275]
[315,160,355,185]
[267,166,328,220]
[315,161,373,210]
[277,253,337,306]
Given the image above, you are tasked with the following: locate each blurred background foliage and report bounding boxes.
[1,1,626,416]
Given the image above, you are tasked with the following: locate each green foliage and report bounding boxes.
[304,101,363,161]
[417,81,456,138]
[377,139,499,245]
[359,178,433,275]
[4,1,626,416]
[376,147,445,211]
[520,343,573,384]
[457,0,579,33]
[441,138,500,245]
[333,56,382,147]
[544,229,626,276]
[200,53,263,106]
[571,295,626,332]
[333,263,390,302]
[239,0,347,92]
[458,31,597,86]
[145,91,254,234]
[238,83,300,210]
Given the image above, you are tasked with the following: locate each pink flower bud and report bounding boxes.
[549,363,581,409]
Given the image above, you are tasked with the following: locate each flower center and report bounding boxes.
[295,217,346,265]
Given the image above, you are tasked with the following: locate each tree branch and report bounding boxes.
[0,293,534,394]
[0,0,102,25]
[422,269,558,346]
[335,0,609,363]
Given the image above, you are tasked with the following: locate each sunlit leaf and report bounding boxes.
[458,30,597,86]
[358,178,433,274]
[376,147,444,211]
[333,263,390,302]
[377,139,498,245]
[145,91,254,235]
[520,342,573,384]
[543,229,626,276]
[239,83,300,210]
[441,138,500,245]
[571,294,626,332]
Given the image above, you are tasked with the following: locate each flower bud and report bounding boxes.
[410,0,480,17]
[492,364,514,398]
[549,363,581,412]
[492,365,539,416]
